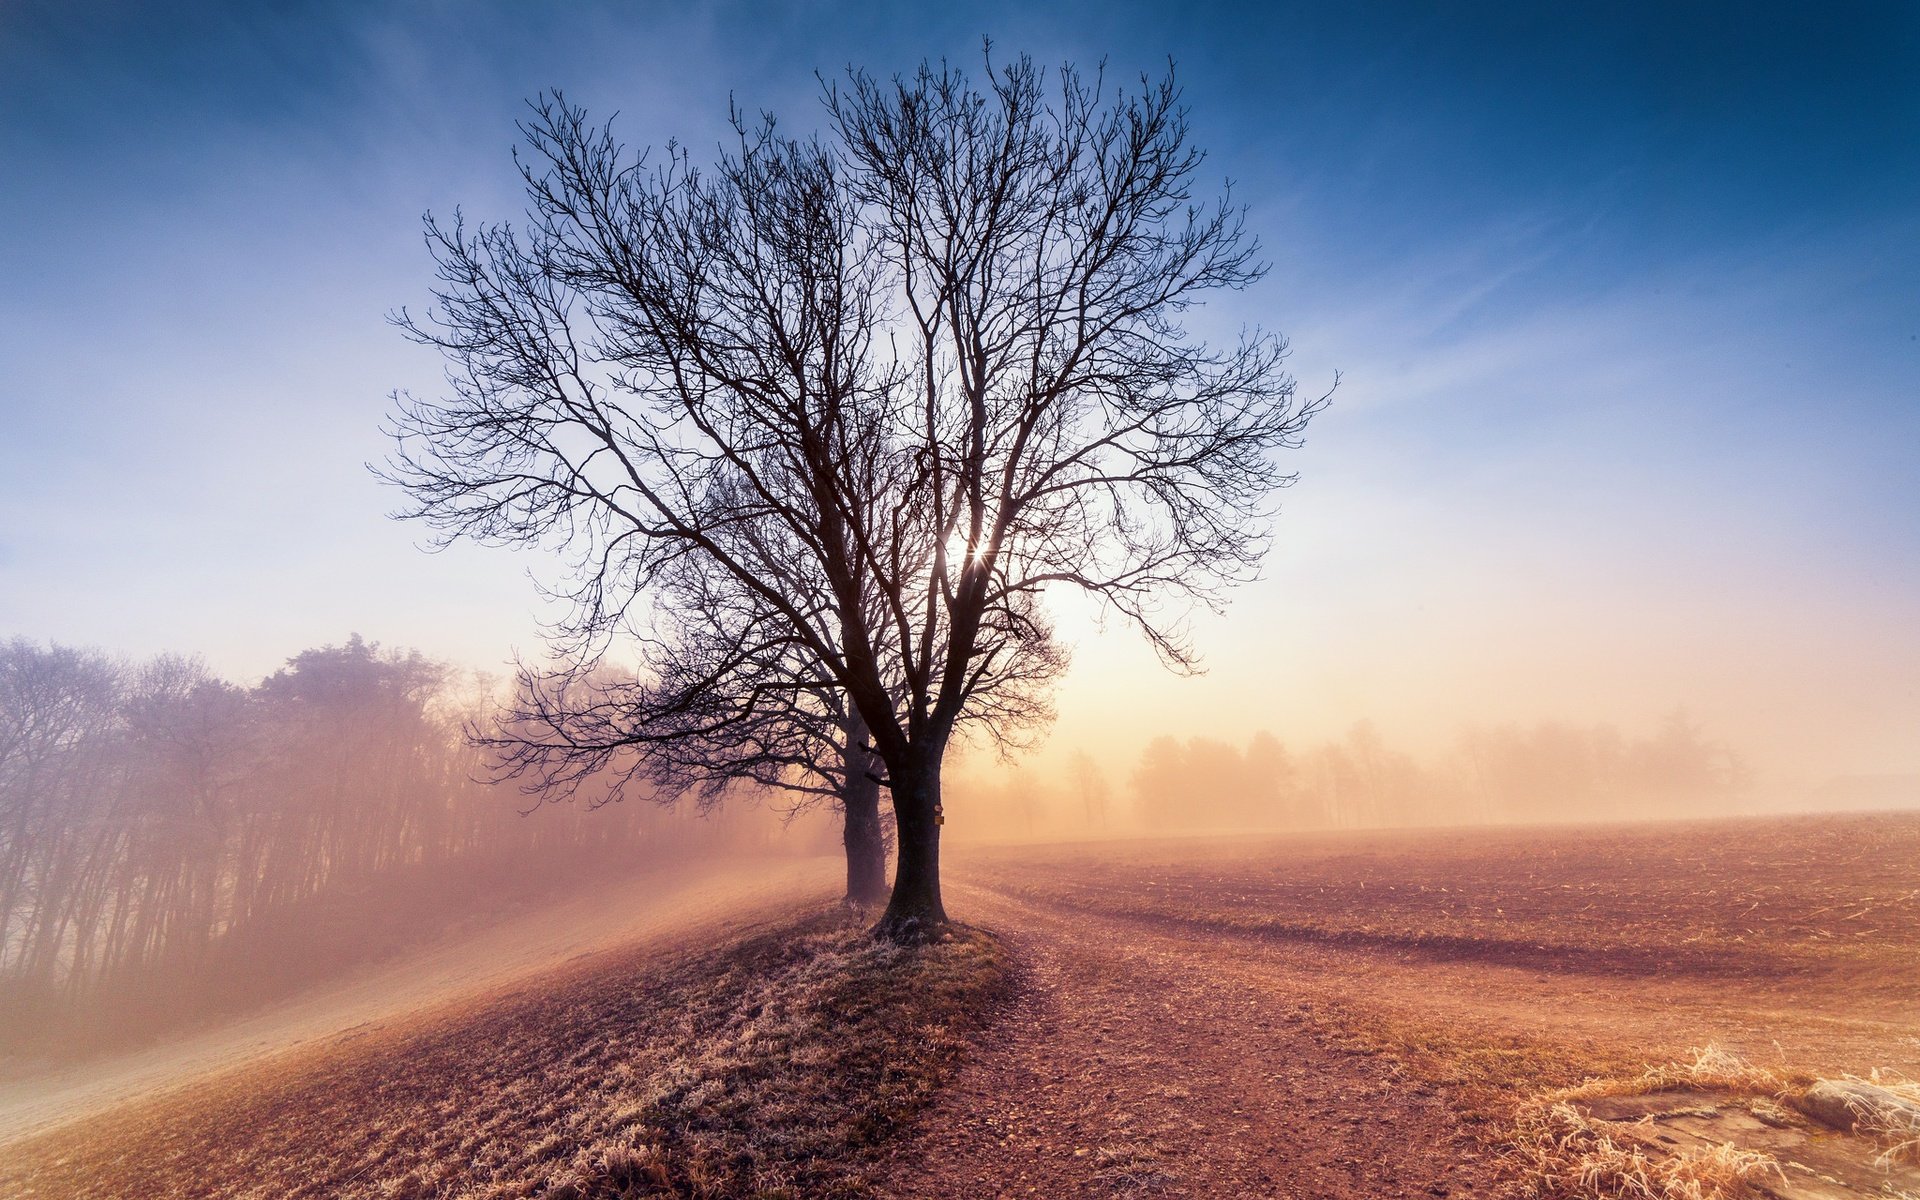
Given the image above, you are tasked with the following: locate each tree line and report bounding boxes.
[0,635,760,1050]
[1122,712,1750,832]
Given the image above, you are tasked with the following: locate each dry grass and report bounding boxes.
[1505,1046,1920,1198]
[1556,1045,1801,1102]
[1,908,1010,1199]
[1087,1141,1180,1194]
[1505,1046,1789,1200]
[1507,1099,1781,1200]
[1557,1044,1920,1165]
[1845,1071,1920,1167]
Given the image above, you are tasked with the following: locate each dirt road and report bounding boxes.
[879,883,1478,1198]
[0,855,839,1147]
[879,857,1918,1199]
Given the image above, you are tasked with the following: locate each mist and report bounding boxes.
[0,636,830,1064]
[7,624,1909,1064]
[938,710,1914,848]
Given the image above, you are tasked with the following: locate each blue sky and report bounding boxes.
[2,1,1915,782]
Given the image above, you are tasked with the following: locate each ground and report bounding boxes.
[874,883,1477,1197]
[2,812,1915,1199]
[0,899,1007,1198]
[0,856,841,1143]
[874,814,1918,1198]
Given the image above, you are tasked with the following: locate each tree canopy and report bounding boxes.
[386,51,1323,937]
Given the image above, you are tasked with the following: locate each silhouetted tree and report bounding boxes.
[384,51,1319,938]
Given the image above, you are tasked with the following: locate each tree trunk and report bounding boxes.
[874,756,947,942]
[840,717,889,907]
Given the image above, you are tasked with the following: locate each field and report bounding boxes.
[918,812,1920,1197]
[966,812,1920,1004]
[2,812,1915,1199]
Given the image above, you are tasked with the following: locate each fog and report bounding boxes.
[0,636,832,1065]
[938,712,1916,848]
[10,624,1909,1067]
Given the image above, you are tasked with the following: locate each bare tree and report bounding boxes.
[476,469,1061,908]
[384,51,1321,939]
[485,588,900,907]
[816,53,1324,934]
[1069,751,1110,829]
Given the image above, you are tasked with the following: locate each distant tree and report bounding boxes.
[1186,736,1249,826]
[0,635,736,1051]
[1007,768,1048,837]
[1457,720,1613,822]
[1243,731,1296,825]
[1453,712,1745,823]
[1125,732,1301,830]
[384,52,1320,938]
[488,641,899,907]
[1069,751,1110,829]
[0,641,125,986]
[1130,735,1188,829]
[1627,708,1749,813]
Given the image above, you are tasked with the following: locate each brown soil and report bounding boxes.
[877,885,1481,1198]
[878,814,1919,1198]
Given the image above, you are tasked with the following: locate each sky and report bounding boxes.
[2,0,1916,791]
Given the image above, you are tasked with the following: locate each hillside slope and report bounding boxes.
[0,856,841,1146]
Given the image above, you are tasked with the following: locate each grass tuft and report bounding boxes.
[1847,1071,1920,1167]
[1504,1045,1920,1198]
[1556,1045,1796,1103]
[1507,1099,1781,1200]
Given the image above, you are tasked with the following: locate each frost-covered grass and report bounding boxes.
[1506,1045,1920,1199]
[2,909,1010,1199]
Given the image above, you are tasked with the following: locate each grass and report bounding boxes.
[1555,1045,1805,1101]
[1503,1046,1920,1199]
[1503,1048,1792,1200]
[1505,1100,1781,1200]
[1,908,1010,1199]
[1853,1072,1920,1166]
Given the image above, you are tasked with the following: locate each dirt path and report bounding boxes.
[878,884,1480,1199]
[879,876,1917,1199]
[0,855,838,1147]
